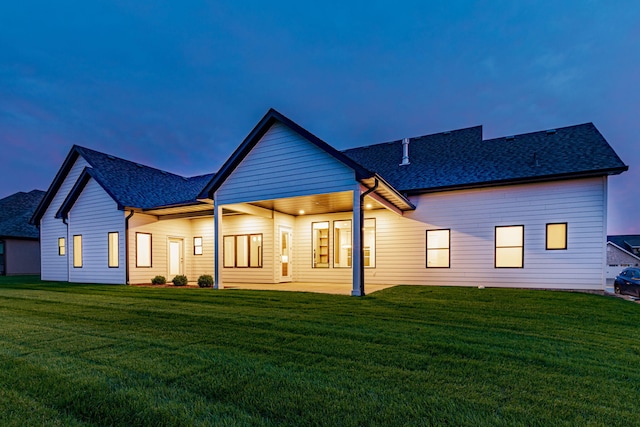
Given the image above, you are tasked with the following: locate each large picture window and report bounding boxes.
[334,220,352,268]
[223,234,262,268]
[136,233,152,268]
[495,225,524,268]
[108,232,119,268]
[546,223,567,250]
[312,222,329,268]
[73,235,83,268]
[426,229,450,268]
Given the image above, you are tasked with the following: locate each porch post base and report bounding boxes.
[351,288,362,297]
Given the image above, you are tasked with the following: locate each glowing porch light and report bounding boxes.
[299,210,305,215]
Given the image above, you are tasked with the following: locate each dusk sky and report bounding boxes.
[1,1,638,233]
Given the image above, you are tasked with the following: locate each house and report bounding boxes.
[0,190,45,276]
[606,235,640,282]
[31,109,628,294]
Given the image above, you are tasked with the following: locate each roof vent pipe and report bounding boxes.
[400,138,410,166]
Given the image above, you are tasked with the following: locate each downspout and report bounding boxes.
[125,210,135,285]
[63,217,69,281]
[358,178,379,296]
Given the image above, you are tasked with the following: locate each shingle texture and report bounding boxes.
[0,190,45,238]
[608,235,640,251]
[76,146,215,209]
[343,123,627,192]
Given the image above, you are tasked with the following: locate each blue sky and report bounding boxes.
[1,1,638,232]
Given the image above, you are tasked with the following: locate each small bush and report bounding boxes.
[151,275,166,285]
[172,275,188,286]
[197,274,214,288]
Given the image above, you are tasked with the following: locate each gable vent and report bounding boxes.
[399,138,410,166]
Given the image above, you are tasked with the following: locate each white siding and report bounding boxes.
[217,122,356,205]
[289,178,607,290]
[68,179,126,284]
[128,214,216,284]
[40,157,89,281]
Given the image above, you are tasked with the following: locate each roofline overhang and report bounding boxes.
[607,241,640,263]
[402,167,629,196]
[0,235,39,241]
[362,174,415,211]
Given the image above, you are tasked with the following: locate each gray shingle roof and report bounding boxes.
[75,146,215,209]
[0,190,45,239]
[608,235,640,251]
[343,123,627,193]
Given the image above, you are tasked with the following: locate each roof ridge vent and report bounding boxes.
[546,129,556,135]
[505,135,515,140]
[182,176,189,181]
[160,170,168,175]
[107,155,116,160]
[399,138,410,166]
[135,163,143,168]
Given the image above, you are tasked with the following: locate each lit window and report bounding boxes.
[312,222,329,268]
[194,237,203,255]
[108,232,119,267]
[334,220,352,268]
[495,225,524,268]
[546,223,567,250]
[426,229,450,268]
[364,218,376,268]
[136,233,152,267]
[73,235,83,268]
[223,234,262,268]
[58,237,66,256]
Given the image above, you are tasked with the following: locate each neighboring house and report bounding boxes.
[31,109,628,294]
[0,190,45,275]
[606,235,640,281]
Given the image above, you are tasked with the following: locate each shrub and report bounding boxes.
[151,275,166,285]
[172,275,188,286]
[197,274,213,288]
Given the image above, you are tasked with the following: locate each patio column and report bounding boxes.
[213,193,223,289]
[352,185,363,296]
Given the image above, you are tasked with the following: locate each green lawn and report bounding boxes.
[0,276,638,426]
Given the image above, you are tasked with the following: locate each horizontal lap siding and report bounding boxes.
[191,218,214,279]
[366,178,607,289]
[217,123,356,205]
[128,214,194,285]
[220,214,274,283]
[68,179,125,284]
[40,157,89,281]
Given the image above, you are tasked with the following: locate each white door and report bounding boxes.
[279,227,292,282]
[168,239,184,277]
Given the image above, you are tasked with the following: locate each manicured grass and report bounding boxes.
[0,277,638,426]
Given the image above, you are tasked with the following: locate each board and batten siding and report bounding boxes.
[68,178,126,284]
[216,122,356,205]
[40,157,89,281]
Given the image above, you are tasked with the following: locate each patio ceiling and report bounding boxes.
[247,191,386,216]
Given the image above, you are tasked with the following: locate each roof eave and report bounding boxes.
[403,167,629,195]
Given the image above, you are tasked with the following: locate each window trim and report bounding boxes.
[363,218,376,268]
[194,236,203,255]
[73,234,83,268]
[108,232,119,268]
[223,234,263,268]
[333,219,352,268]
[426,229,451,268]
[546,222,568,250]
[58,237,66,256]
[136,232,152,268]
[312,221,330,268]
[495,225,524,268]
